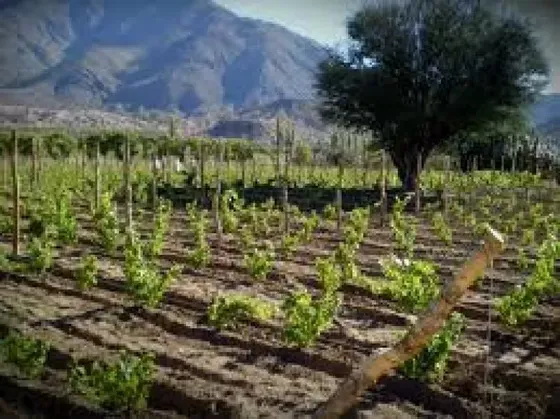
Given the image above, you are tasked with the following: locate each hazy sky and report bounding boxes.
[215,0,560,93]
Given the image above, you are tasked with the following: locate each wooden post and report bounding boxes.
[81,137,87,180]
[11,130,20,256]
[124,134,132,232]
[31,135,38,189]
[283,124,291,235]
[151,151,158,212]
[362,136,368,188]
[380,149,387,226]
[415,151,421,215]
[2,154,6,192]
[336,163,343,232]
[276,117,281,188]
[313,226,505,419]
[443,155,450,214]
[214,142,224,244]
[95,137,101,211]
[199,141,206,205]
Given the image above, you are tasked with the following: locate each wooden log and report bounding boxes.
[313,225,505,419]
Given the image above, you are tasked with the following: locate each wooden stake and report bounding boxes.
[95,137,101,211]
[124,134,133,232]
[415,151,421,215]
[283,124,291,235]
[313,226,505,419]
[11,130,20,256]
[214,142,224,245]
[380,149,387,226]
[336,162,343,232]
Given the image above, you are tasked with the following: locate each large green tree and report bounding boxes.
[316,0,549,190]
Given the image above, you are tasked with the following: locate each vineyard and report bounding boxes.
[0,125,559,419]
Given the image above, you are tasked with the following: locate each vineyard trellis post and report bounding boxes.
[151,148,158,212]
[214,141,224,245]
[313,226,505,419]
[95,135,101,211]
[124,133,133,232]
[31,134,38,189]
[380,149,387,226]
[362,135,368,188]
[199,140,206,205]
[415,151,421,215]
[11,129,20,256]
[276,117,281,188]
[283,123,292,235]
[337,161,343,232]
[81,134,87,180]
[2,148,7,191]
[443,155,450,214]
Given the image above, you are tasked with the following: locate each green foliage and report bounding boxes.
[282,290,340,348]
[431,211,453,246]
[93,193,120,254]
[390,196,416,257]
[185,205,211,269]
[316,0,548,189]
[496,234,560,327]
[280,233,301,257]
[69,351,155,411]
[28,189,77,245]
[0,214,12,235]
[323,203,337,221]
[28,228,55,273]
[0,331,50,378]
[76,255,98,290]
[300,211,320,242]
[145,200,172,259]
[376,256,441,313]
[207,294,277,330]
[124,231,180,308]
[282,257,343,348]
[244,241,275,280]
[220,190,243,233]
[401,312,465,382]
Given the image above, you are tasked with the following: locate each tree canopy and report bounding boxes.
[316,0,549,189]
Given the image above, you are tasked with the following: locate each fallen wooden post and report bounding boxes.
[313,225,505,419]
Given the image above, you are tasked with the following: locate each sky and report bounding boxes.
[214,0,560,93]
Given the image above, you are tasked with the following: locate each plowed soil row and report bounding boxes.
[0,208,559,418]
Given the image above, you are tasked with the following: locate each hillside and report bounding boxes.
[0,0,328,113]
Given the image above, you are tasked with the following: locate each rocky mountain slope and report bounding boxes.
[0,0,327,113]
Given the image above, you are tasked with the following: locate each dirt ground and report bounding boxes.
[0,209,559,418]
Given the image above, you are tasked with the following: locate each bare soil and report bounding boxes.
[0,209,559,419]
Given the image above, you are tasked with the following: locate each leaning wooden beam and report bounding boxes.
[313,225,505,419]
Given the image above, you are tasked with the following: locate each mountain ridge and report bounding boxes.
[0,0,328,113]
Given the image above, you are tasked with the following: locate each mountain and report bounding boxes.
[531,93,560,137]
[0,0,328,114]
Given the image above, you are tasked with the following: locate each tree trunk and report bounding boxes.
[391,149,426,192]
